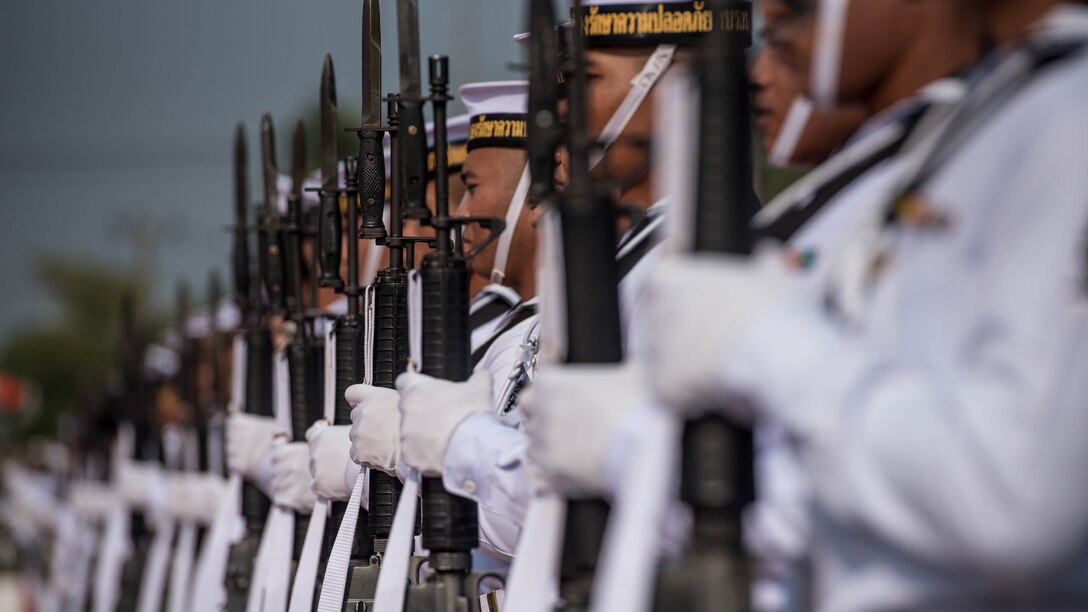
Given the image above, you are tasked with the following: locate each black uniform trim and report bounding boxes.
[759,105,929,243]
[470,304,540,369]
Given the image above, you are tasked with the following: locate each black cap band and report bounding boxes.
[577,1,752,48]
[467,113,529,151]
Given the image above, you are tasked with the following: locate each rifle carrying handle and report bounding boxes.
[397,99,430,220]
[418,261,477,552]
[318,190,344,289]
[357,131,387,240]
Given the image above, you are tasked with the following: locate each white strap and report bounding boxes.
[490,163,532,285]
[246,505,295,612]
[287,499,330,612]
[811,0,850,107]
[69,523,97,610]
[501,493,565,612]
[364,284,376,384]
[373,469,421,612]
[768,96,815,168]
[92,502,130,612]
[248,435,296,612]
[166,522,197,612]
[274,351,292,434]
[590,407,679,612]
[408,271,423,373]
[136,519,176,612]
[590,44,676,170]
[230,335,248,414]
[189,474,244,612]
[324,326,337,421]
[315,472,366,612]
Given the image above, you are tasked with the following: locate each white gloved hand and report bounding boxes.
[395,370,493,477]
[306,421,355,501]
[164,473,224,524]
[643,248,801,419]
[271,442,316,513]
[116,459,156,509]
[346,384,401,476]
[226,412,277,496]
[522,362,648,497]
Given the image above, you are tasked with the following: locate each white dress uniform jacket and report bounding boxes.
[725,8,1088,609]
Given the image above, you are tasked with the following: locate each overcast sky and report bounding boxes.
[0,0,532,344]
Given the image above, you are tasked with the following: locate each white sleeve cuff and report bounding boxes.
[442,413,530,556]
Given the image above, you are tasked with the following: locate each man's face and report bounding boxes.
[457,147,533,281]
[767,0,910,105]
[750,45,805,150]
[554,49,655,197]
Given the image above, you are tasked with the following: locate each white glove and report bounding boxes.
[164,473,224,524]
[306,421,356,501]
[643,248,800,419]
[117,459,158,509]
[395,370,493,477]
[347,384,401,476]
[271,441,316,513]
[522,362,648,497]
[226,412,277,496]
[69,481,115,521]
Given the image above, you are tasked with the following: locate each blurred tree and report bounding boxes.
[0,256,154,445]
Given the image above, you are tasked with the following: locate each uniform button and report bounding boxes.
[462,479,477,495]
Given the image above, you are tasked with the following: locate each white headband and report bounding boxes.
[590,44,677,169]
[811,0,850,107]
[768,96,815,167]
[490,163,532,284]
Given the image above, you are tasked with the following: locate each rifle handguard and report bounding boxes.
[243,327,274,528]
[418,260,478,553]
[367,271,411,540]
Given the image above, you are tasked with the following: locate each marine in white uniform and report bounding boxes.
[643,1,1088,609]
[347,84,540,559]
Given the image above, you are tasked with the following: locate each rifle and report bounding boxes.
[403,53,507,612]
[225,121,275,612]
[118,289,153,612]
[206,269,228,477]
[315,41,376,602]
[284,118,326,577]
[344,72,418,612]
[652,2,755,610]
[549,3,624,610]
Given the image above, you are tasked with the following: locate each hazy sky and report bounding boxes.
[0,0,532,344]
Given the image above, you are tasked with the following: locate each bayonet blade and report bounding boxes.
[397,0,421,94]
[361,0,382,128]
[291,119,306,200]
[321,54,339,190]
[261,113,278,215]
[232,123,251,311]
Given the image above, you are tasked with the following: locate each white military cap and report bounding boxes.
[460,81,529,152]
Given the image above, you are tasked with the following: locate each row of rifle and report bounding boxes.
[13,0,756,610]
